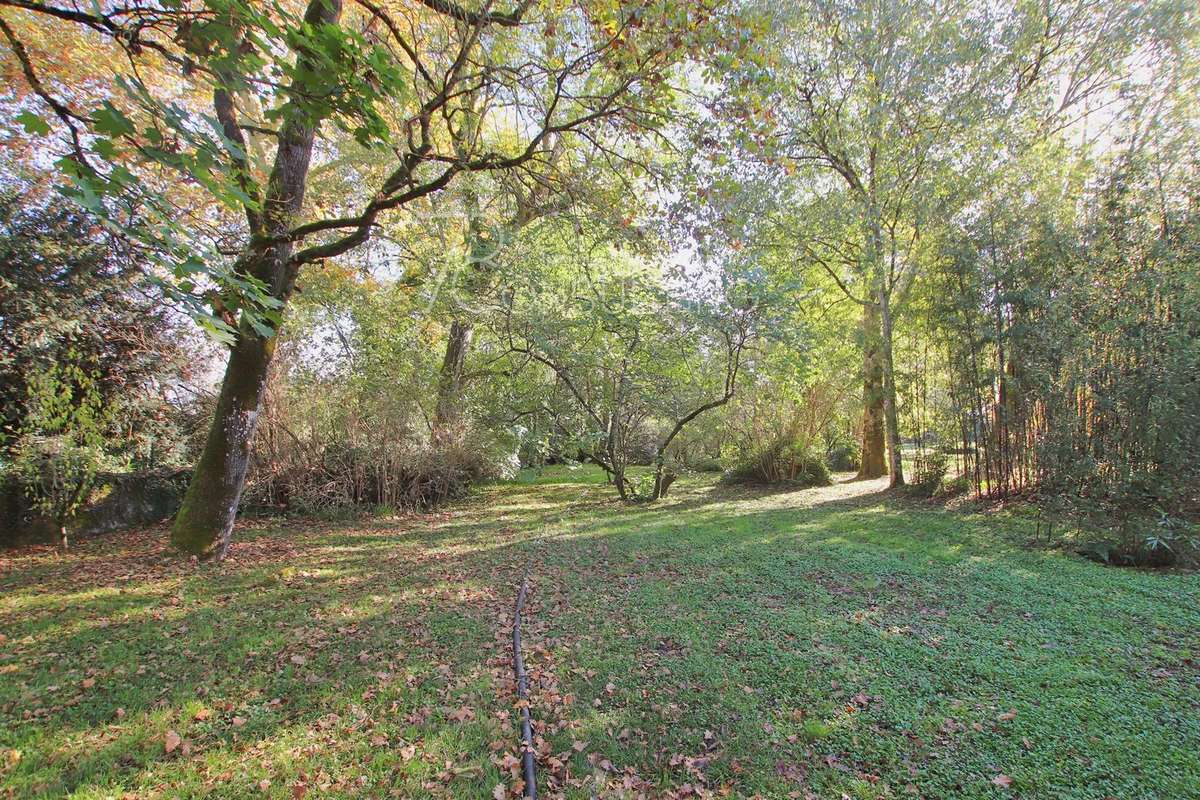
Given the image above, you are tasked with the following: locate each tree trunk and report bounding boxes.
[879,291,905,487]
[858,303,887,479]
[431,318,474,443]
[431,180,489,445]
[170,0,342,559]
[171,326,276,558]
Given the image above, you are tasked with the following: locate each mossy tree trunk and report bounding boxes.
[171,325,277,558]
[171,0,342,559]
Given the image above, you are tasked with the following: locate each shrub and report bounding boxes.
[908,450,949,498]
[822,427,861,472]
[940,473,970,498]
[9,361,118,548]
[1079,509,1198,568]
[689,456,725,473]
[244,407,517,514]
[723,438,832,488]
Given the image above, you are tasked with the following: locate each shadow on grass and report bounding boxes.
[1,473,1196,798]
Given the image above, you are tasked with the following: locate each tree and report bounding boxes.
[496,224,764,500]
[0,194,190,466]
[1,0,711,558]
[703,0,1185,487]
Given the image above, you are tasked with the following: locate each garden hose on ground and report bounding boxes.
[512,570,537,799]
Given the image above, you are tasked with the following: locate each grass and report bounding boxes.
[1,467,1197,799]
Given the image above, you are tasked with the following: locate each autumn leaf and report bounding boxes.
[492,784,506,800]
[992,774,1013,788]
[448,706,475,722]
[997,709,1017,722]
[164,730,182,753]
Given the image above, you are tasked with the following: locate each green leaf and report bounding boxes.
[93,102,136,138]
[15,111,51,136]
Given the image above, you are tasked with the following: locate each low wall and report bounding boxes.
[1,469,190,545]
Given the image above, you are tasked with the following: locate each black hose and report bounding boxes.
[512,573,537,799]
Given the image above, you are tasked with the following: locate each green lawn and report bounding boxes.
[1,468,1197,799]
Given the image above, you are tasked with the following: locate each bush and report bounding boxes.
[8,361,119,548]
[244,408,517,514]
[940,473,970,498]
[908,450,949,498]
[720,386,841,489]
[689,456,725,473]
[825,441,860,472]
[1079,509,1198,568]
[723,438,832,488]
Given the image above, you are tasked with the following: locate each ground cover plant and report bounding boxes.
[2,468,1196,799]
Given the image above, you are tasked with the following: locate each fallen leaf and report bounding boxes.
[992,774,1013,788]
[492,784,506,800]
[449,706,475,722]
[164,730,182,753]
[997,709,1017,722]
[232,716,247,727]
[290,655,307,666]
[81,678,96,689]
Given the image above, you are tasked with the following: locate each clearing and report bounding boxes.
[1,468,1197,799]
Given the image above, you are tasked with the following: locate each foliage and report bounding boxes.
[1,0,1196,564]
[1078,509,1200,568]
[908,448,949,498]
[720,377,840,487]
[0,194,191,467]
[8,359,117,547]
[931,140,1200,527]
[0,0,712,337]
[496,226,767,500]
[241,268,519,513]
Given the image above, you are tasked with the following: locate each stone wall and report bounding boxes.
[1,469,189,545]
